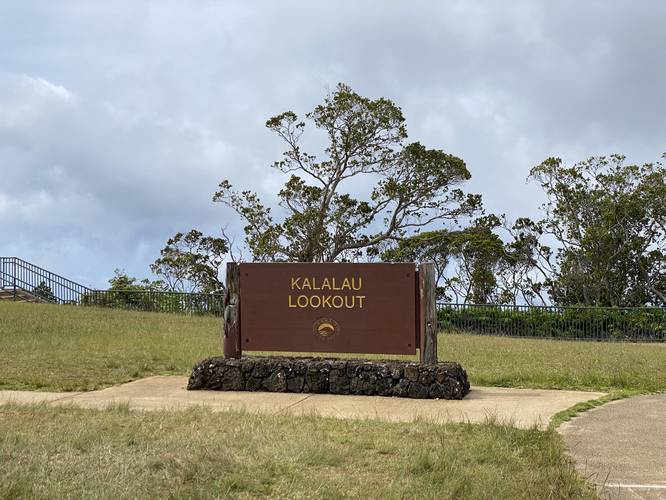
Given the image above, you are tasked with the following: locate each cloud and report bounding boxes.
[0,0,664,286]
[0,72,241,285]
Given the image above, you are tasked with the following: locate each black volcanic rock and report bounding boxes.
[188,356,470,400]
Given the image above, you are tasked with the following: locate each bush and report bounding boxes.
[438,304,666,341]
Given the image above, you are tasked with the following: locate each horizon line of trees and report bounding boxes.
[113,84,665,308]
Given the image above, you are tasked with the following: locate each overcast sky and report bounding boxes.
[1,1,664,288]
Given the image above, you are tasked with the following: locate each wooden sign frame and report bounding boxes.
[223,262,437,364]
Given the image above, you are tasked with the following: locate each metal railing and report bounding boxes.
[0,256,92,304]
[0,257,223,315]
[81,289,224,315]
[438,302,666,342]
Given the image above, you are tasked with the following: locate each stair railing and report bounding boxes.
[0,257,224,315]
[0,257,92,304]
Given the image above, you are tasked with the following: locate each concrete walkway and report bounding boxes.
[0,376,603,429]
[560,394,666,500]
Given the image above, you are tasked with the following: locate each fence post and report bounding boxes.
[419,262,438,364]
[223,262,242,359]
[13,259,17,301]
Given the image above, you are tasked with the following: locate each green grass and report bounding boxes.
[442,334,666,393]
[2,301,646,498]
[0,302,219,391]
[548,390,638,429]
[0,404,596,499]
[1,301,665,393]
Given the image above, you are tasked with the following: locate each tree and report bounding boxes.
[527,154,666,306]
[108,269,162,291]
[150,229,228,293]
[447,220,505,304]
[493,217,551,306]
[382,216,507,303]
[214,83,481,262]
[382,229,454,299]
[32,281,56,303]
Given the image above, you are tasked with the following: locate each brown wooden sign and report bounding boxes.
[223,262,437,363]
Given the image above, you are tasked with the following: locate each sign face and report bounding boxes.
[239,263,417,355]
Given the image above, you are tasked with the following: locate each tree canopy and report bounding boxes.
[151,230,227,293]
[526,154,666,306]
[147,84,664,307]
[382,216,505,303]
[213,83,481,262]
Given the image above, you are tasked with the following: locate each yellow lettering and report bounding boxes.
[332,277,340,290]
[341,278,351,290]
[288,291,367,310]
[301,278,311,290]
[352,277,362,290]
[321,277,331,290]
[312,277,321,290]
[291,277,301,290]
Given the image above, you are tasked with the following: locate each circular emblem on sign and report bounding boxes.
[313,317,340,340]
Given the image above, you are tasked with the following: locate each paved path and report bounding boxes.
[0,376,603,429]
[560,394,666,499]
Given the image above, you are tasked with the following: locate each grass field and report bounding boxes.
[0,404,595,499]
[1,301,664,393]
[445,334,666,393]
[0,302,220,391]
[5,301,656,498]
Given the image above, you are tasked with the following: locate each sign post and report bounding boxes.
[223,262,241,359]
[418,262,438,364]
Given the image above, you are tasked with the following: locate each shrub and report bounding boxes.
[438,304,666,341]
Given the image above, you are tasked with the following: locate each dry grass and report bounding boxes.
[442,334,666,393]
[0,404,596,500]
[1,301,664,393]
[0,302,219,391]
[0,302,629,498]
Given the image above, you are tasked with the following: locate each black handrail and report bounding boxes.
[0,257,224,315]
[0,272,59,303]
[1,257,92,289]
[1,257,92,304]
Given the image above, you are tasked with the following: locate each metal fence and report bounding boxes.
[80,289,224,316]
[1,256,92,304]
[1,256,224,316]
[4,256,665,329]
[438,303,666,342]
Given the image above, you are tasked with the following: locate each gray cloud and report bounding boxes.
[1,0,664,286]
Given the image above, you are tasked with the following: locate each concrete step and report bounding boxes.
[0,288,47,303]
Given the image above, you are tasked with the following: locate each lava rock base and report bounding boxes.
[188,356,470,399]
